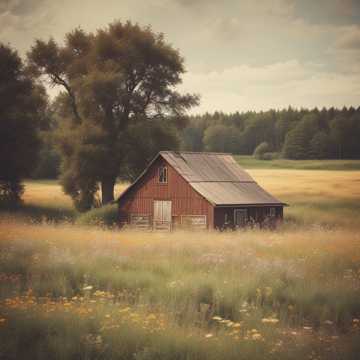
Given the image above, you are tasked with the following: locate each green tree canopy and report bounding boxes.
[253,142,271,160]
[282,114,320,159]
[28,21,198,211]
[0,43,46,205]
[203,124,240,153]
[330,115,355,159]
[182,126,204,152]
[309,131,332,159]
[181,107,360,160]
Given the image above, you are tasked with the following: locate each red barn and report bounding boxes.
[117,151,286,230]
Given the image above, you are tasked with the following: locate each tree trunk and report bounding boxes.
[101,177,115,205]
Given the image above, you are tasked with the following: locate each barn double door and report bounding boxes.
[153,200,172,231]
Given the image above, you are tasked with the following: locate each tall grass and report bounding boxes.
[1,219,360,359]
[76,204,118,227]
[1,169,360,358]
[1,181,127,224]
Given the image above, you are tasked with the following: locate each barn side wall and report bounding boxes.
[118,157,214,229]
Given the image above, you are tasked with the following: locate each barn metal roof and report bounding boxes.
[160,151,254,182]
[159,151,284,206]
[190,181,282,206]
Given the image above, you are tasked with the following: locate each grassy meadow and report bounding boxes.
[1,162,360,359]
[236,156,360,171]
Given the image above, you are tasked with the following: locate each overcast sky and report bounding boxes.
[1,0,360,113]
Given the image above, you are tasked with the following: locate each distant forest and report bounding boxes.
[34,106,360,180]
[181,107,360,160]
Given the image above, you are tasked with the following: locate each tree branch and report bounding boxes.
[51,74,82,124]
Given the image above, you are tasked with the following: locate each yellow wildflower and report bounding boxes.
[261,318,279,324]
[252,333,262,340]
[119,307,131,313]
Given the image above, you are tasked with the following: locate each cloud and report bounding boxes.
[0,0,46,16]
[0,0,53,34]
[0,0,359,111]
[181,60,360,113]
[292,0,360,26]
[335,26,360,50]
[173,0,294,16]
[326,25,360,73]
[173,0,209,7]
[0,0,56,50]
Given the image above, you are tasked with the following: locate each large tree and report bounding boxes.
[28,21,198,210]
[0,43,46,206]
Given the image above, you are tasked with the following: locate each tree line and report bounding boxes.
[181,107,360,160]
[28,106,360,187]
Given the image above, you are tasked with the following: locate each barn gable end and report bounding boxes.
[118,155,214,230]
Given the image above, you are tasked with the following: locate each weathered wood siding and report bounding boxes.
[119,157,214,229]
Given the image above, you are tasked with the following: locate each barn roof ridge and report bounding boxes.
[188,180,254,183]
[159,150,230,155]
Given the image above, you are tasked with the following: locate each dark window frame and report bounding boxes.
[158,166,168,184]
[234,208,248,227]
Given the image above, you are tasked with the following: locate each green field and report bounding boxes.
[235,156,360,171]
[1,165,360,359]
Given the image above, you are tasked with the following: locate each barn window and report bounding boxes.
[159,166,168,183]
[234,209,247,227]
[269,207,276,217]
